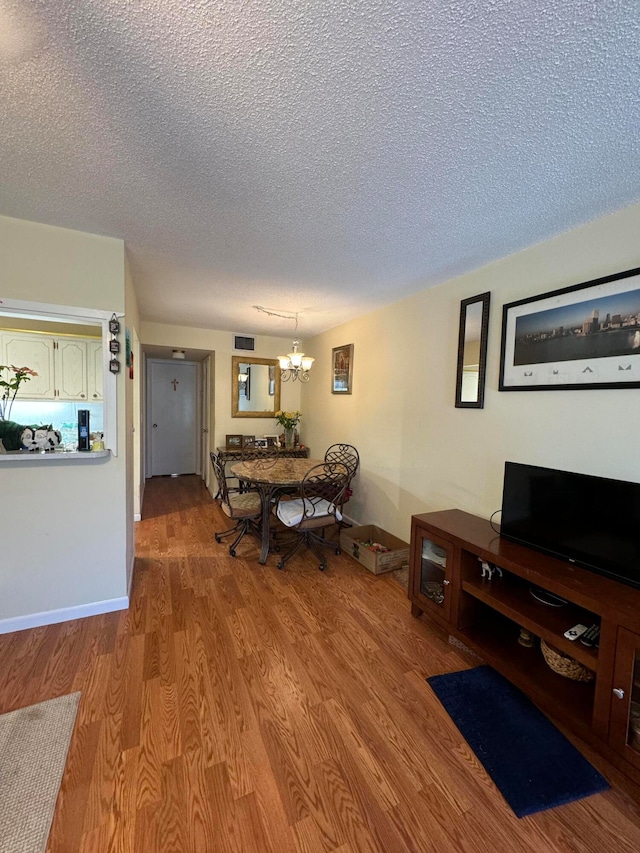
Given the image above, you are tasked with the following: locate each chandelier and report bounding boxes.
[278,340,314,382]
[254,305,314,382]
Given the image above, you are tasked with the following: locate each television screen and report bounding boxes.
[500,462,640,589]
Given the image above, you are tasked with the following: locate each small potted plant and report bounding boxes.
[275,410,301,449]
[0,364,38,422]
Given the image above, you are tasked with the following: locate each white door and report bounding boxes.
[149,360,198,476]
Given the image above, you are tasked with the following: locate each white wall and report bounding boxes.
[0,215,132,630]
[301,203,640,543]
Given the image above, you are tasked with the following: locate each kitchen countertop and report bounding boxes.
[0,449,111,462]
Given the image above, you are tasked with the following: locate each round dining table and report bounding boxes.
[230,457,323,563]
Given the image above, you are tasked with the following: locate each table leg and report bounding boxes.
[257,482,278,564]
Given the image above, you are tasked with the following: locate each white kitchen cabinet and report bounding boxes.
[55,338,88,400]
[1,332,56,399]
[87,340,104,401]
[0,331,102,402]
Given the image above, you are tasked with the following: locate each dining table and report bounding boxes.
[230,457,322,564]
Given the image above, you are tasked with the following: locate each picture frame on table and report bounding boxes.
[226,434,242,449]
[242,435,255,447]
[499,266,640,391]
[331,343,354,394]
[264,434,280,447]
[253,438,268,449]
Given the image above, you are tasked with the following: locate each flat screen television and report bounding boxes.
[500,462,640,589]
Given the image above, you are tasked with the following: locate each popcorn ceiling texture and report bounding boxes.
[0,0,638,335]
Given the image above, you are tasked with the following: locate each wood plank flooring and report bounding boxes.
[1,474,640,852]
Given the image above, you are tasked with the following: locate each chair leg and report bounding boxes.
[307,530,341,571]
[276,533,307,569]
[215,521,242,543]
[215,517,261,556]
[277,528,341,571]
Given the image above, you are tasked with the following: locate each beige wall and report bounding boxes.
[301,202,640,543]
[0,214,130,628]
[139,322,303,453]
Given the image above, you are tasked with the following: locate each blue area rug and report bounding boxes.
[427,665,609,817]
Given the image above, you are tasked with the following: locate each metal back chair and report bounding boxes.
[240,438,280,469]
[210,452,262,556]
[323,443,359,526]
[273,462,349,571]
[237,439,280,491]
[324,443,360,477]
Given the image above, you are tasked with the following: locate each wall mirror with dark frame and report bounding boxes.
[455,292,491,408]
[232,355,281,417]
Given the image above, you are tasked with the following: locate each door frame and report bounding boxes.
[201,355,213,489]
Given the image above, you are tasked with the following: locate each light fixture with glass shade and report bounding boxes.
[253,306,315,383]
[278,340,314,382]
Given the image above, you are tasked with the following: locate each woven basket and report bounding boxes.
[540,639,594,682]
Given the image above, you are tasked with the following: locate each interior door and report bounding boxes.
[149,359,198,476]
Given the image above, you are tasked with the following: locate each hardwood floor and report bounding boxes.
[2,474,640,852]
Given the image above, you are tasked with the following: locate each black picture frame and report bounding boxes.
[499,267,640,391]
[226,434,242,449]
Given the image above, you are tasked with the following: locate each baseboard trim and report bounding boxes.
[0,596,129,635]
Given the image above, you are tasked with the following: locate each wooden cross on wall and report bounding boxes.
[171,378,179,391]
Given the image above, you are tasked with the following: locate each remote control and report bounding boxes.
[564,623,588,641]
[580,623,601,647]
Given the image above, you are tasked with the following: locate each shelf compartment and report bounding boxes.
[461,572,600,671]
[458,604,595,732]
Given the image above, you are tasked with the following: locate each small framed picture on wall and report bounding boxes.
[331,344,354,394]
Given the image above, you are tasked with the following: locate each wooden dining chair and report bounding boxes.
[210,452,262,556]
[272,462,349,571]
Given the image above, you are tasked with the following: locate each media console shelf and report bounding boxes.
[409,509,640,786]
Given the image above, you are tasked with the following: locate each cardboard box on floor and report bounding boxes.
[340,524,409,574]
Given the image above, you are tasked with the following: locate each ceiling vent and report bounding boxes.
[233,334,255,351]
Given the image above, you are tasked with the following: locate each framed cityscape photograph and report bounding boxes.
[499,267,640,391]
[331,343,354,394]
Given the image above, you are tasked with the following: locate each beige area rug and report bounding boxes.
[0,692,81,853]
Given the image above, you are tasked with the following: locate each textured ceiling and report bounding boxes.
[1,1,638,338]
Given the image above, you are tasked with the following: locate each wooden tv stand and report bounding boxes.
[409,509,640,786]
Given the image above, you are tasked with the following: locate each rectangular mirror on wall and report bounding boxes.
[232,356,281,417]
[455,292,491,408]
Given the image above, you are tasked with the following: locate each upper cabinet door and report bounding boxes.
[87,340,103,401]
[55,338,88,400]
[2,332,56,399]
